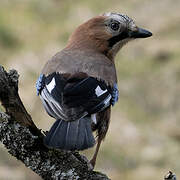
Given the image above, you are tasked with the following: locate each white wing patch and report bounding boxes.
[95,86,107,97]
[104,94,112,105]
[46,77,56,93]
[91,114,97,124]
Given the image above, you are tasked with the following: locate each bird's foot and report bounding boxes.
[80,154,94,170]
[89,158,96,169]
[71,152,94,170]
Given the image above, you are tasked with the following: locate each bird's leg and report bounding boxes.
[90,137,102,168]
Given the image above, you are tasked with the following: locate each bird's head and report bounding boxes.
[66,12,152,60]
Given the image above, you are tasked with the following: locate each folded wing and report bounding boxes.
[37,72,112,122]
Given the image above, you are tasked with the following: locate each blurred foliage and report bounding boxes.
[0,23,20,49]
[0,0,180,180]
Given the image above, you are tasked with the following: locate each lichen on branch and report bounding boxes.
[0,66,110,180]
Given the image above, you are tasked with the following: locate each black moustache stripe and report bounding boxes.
[108,31,129,47]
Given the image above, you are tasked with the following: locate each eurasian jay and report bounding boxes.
[36,12,152,167]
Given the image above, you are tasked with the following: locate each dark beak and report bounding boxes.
[129,27,152,38]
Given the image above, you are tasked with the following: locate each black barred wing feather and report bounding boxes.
[38,73,112,121]
[63,77,112,114]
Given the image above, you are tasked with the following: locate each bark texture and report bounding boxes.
[0,66,110,180]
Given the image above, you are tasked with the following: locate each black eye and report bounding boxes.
[110,22,120,31]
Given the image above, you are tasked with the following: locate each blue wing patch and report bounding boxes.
[36,74,45,96]
[111,83,119,106]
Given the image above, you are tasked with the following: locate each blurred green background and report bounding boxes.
[0,0,180,179]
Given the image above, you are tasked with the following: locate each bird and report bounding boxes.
[36,12,152,168]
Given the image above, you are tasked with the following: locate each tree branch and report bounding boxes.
[0,66,110,180]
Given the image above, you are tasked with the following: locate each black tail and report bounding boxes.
[44,117,95,150]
